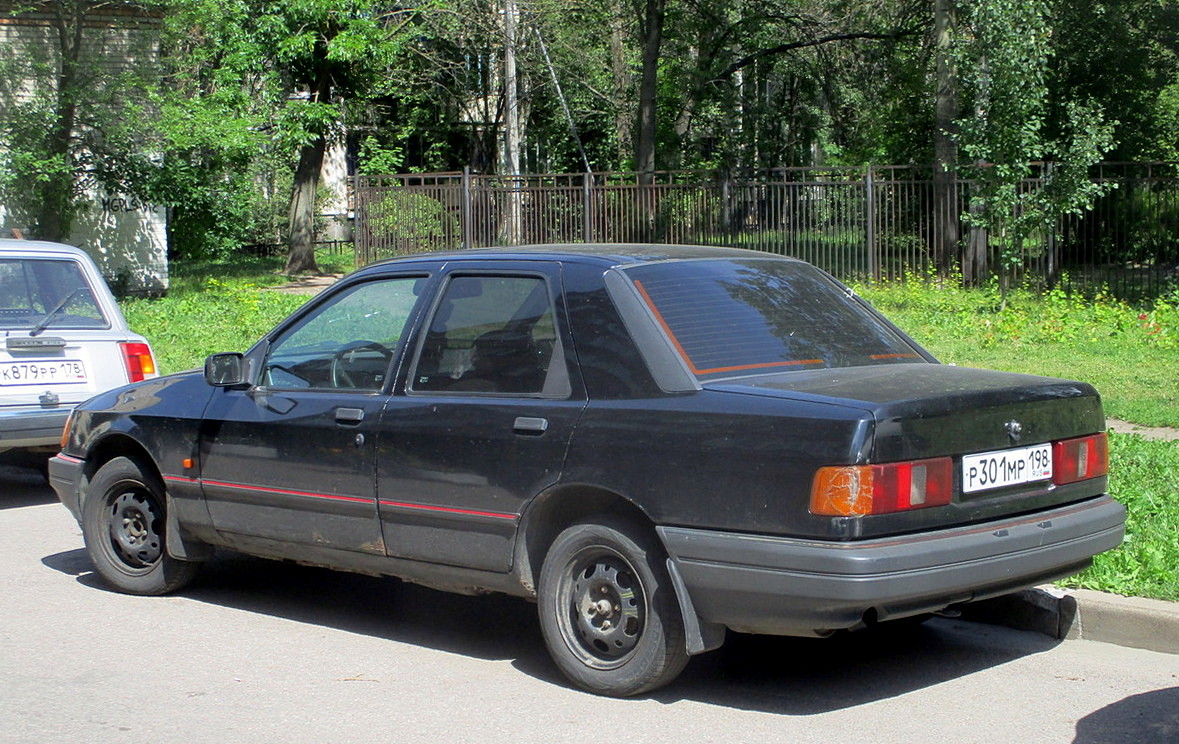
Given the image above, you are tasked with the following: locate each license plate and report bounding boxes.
[0,359,88,385]
[962,444,1053,493]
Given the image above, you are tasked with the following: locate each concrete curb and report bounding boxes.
[960,586,1179,655]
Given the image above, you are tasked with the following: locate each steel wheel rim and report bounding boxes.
[556,546,647,670]
[105,486,164,571]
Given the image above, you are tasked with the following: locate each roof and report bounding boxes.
[363,243,802,271]
[0,239,93,259]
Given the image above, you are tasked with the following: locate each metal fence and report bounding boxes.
[354,163,1179,299]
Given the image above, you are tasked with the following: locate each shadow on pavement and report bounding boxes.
[41,547,91,576]
[0,465,57,509]
[41,546,1063,711]
[656,617,1061,713]
[43,549,566,686]
[1073,687,1179,743]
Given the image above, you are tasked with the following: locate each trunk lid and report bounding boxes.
[707,363,1108,538]
[709,363,1103,460]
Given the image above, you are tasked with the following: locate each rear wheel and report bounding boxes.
[81,456,198,595]
[538,517,688,696]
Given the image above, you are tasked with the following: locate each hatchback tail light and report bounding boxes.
[810,457,954,516]
[1053,433,1109,485]
[119,341,157,382]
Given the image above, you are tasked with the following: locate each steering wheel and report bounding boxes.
[330,340,393,389]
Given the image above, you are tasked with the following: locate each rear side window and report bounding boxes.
[0,258,107,330]
[620,259,925,380]
[410,274,570,396]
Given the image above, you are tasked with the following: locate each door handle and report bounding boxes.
[335,407,365,424]
[513,416,548,435]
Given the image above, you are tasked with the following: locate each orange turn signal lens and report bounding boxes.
[59,411,74,450]
[811,457,954,516]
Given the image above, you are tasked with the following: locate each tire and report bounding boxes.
[538,517,688,697]
[81,456,199,595]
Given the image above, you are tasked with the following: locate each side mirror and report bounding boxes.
[204,352,248,388]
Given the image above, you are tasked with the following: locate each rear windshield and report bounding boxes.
[620,258,926,380]
[0,258,109,330]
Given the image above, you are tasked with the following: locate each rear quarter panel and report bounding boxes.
[562,390,873,538]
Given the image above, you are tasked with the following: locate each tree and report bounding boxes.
[146,1,417,271]
[634,0,666,182]
[264,1,414,274]
[954,0,1115,293]
[0,1,161,242]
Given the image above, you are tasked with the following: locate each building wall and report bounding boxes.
[0,2,169,294]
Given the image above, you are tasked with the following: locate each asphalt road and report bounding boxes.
[2,465,1177,744]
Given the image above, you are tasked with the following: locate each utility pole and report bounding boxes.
[501,0,523,244]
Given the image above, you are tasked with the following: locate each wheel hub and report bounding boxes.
[569,558,644,663]
[108,490,163,568]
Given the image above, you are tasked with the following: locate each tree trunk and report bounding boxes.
[35,1,87,242]
[933,0,959,276]
[284,67,332,275]
[635,0,665,185]
[610,0,632,168]
[284,137,326,275]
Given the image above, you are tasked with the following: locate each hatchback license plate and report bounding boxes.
[962,444,1053,493]
[0,359,88,385]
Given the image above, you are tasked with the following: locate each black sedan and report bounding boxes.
[50,244,1124,697]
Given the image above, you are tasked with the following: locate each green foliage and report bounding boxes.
[120,258,311,373]
[955,0,1116,289]
[855,276,1179,427]
[855,276,1179,600]
[1066,434,1179,601]
[368,189,459,255]
[1048,0,1179,161]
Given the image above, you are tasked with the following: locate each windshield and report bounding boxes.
[0,258,108,331]
[620,258,927,380]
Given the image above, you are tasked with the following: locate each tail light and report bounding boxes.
[811,457,953,516]
[119,341,157,382]
[1053,433,1109,485]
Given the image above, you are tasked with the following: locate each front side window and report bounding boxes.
[260,277,424,391]
[411,274,567,396]
[0,258,107,330]
[620,259,926,380]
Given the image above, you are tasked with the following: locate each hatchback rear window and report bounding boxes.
[620,259,925,380]
[0,258,108,330]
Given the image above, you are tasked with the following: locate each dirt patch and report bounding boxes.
[269,273,342,295]
[1107,418,1179,442]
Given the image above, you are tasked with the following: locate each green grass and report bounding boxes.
[120,255,326,373]
[1065,433,1179,600]
[120,258,1179,601]
[855,279,1179,428]
[856,277,1179,601]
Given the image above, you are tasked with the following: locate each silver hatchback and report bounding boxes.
[0,240,157,463]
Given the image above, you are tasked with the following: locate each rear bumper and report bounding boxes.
[659,495,1126,636]
[0,406,69,451]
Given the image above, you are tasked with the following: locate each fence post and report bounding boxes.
[462,167,472,250]
[865,165,877,280]
[353,171,364,267]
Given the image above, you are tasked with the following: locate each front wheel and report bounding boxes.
[81,456,199,595]
[538,517,688,696]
